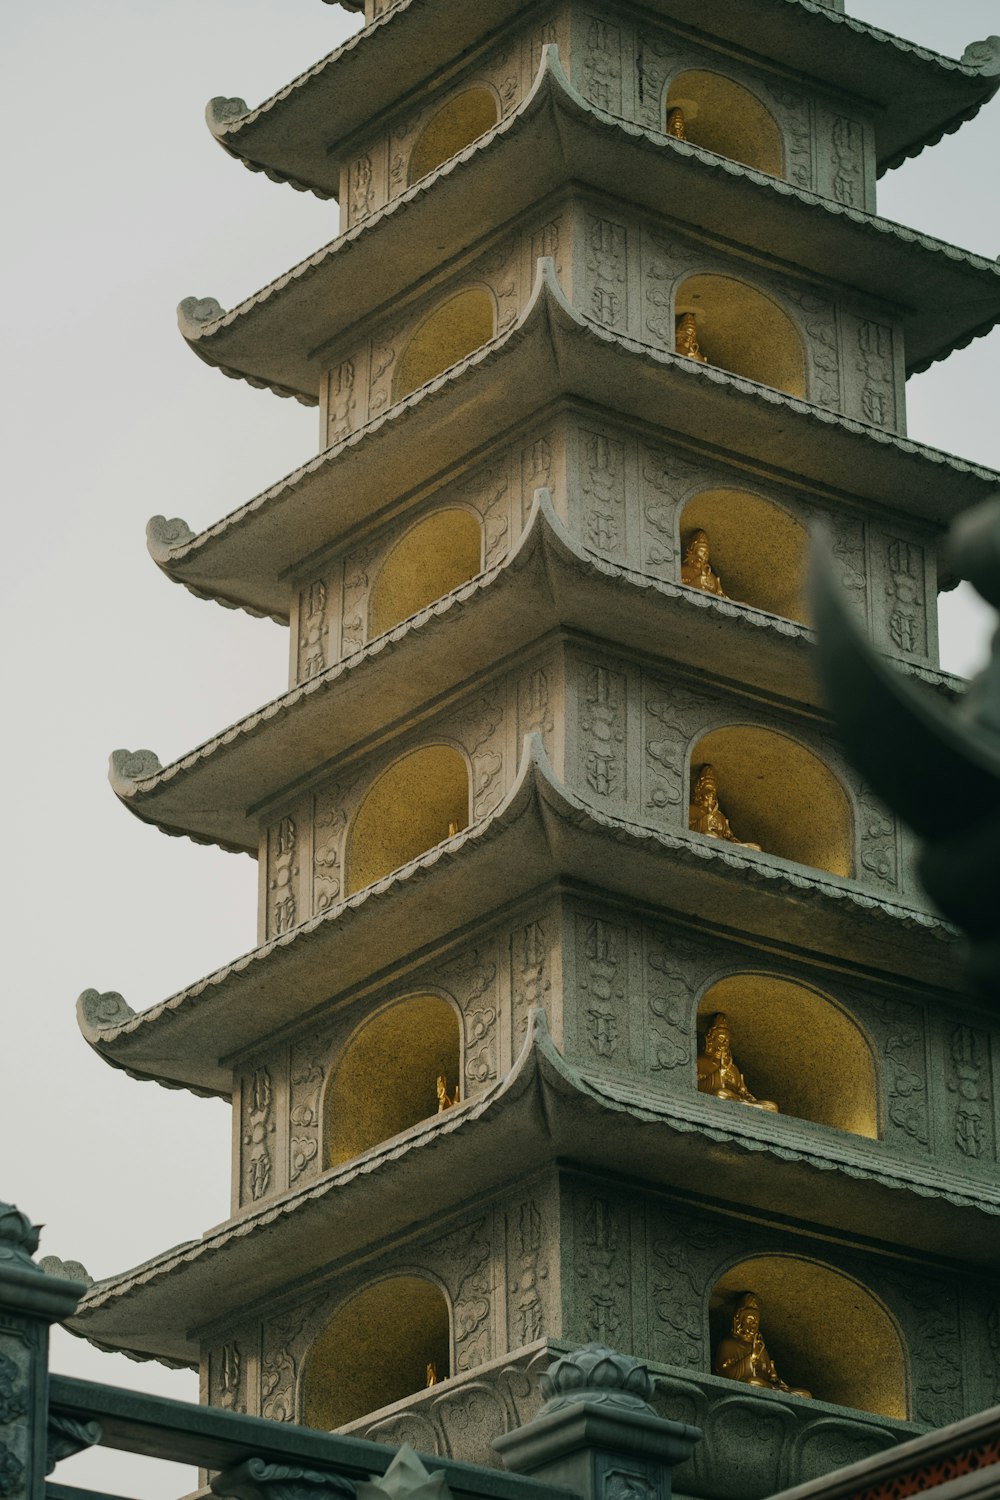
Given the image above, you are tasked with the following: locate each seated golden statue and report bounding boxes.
[666,107,687,140]
[715,1293,811,1398]
[698,1012,777,1112]
[675,311,708,363]
[689,764,762,851]
[425,1362,438,1387]
[436,1074,459,1112]
[681,529,727,597]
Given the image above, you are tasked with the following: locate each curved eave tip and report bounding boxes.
[77,988,136,1045]
[205,96,250,138]
[146,515,196,565]
[962,36,1000,80]
[109,748,162,798]
[177,295,226,341]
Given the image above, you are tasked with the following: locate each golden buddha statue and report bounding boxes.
[681,528,727,597]
[436,1074,459,1112]
[715,1293,811,1398]
[447,819,460,838]
[666,107,687,140]
[688,764,762,851]
[697,1012,778,1112]
[425,1362,438,1387]
[675,311,708,363]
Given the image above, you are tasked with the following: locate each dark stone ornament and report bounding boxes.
[539,1344,656,1414]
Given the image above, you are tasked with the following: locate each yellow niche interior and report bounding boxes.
[326,995,462,1168]
[408,88,500,185]
[394,288,497,401]
[690,725,853,876]
[666,71,785,178]
[710,1257,908,1419]
[369,509,483,638]
[680,490,809,622]
[303,1276,451,1430]
[697,975,878,1137]
[676,274,806,398]
[346,744,470,895]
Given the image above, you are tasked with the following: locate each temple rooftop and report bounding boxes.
[70,1015,1000,1369]
[186,54,1000,395]
[206,0,1000,197]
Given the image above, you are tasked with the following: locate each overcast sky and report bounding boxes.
[2,3,998,1496]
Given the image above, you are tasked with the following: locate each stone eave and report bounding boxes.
[68,1013,1000,1369]
[205,0,999,199]
[185,48,1000,398]
[122,491,960,856]
[80,738,956,1104]
[159,264,1000,623]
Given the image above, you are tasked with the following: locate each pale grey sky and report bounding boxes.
[1,3,997,1496]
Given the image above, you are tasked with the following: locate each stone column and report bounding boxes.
[0,1203,88,1500]
[494,1346,701,1500]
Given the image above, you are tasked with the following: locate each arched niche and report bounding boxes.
[675,274,806,399]
[696,975,878,1137]
[326,994,462,1168]
[710,1257,908,1419]
[346,744,470,896]
[394,287,497,401]
[689,726,852,877]
[303,1275,451,1429]
[680,489,808,622]
[408,89,500,185]
[666,71,784,178]
[369,509,483,639]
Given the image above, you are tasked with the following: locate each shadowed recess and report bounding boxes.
[680,489,809,622]
[710,1256,909,1418]
[325,994,462,1167]
[369,509,483,638]
[408,88,500,185]
[690,725,853,876]
[346,744,470,895]
[666,70,784,177]
[697,975,878,1137]
[676,274,807,398]
[304,1276,451,1429]
[394,288,497,400]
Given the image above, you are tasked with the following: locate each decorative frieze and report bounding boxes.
[871,999,930,1150]
[268,816,299,939]
[855,321,897,430]
[575,1194,631,1345]
[326,358,359,448]
[947,1025,991,1162]
[831,116,864,208]
[510,919,551,1051]
[580,664,627,802]
[643,681,708,822]
[243,1065,275,1202]
[643,928,698,1076]
[437,1218,494,1372]
[313,781,354,915]
[582,18,623,116]
[585,216,628,332]
[883,538,928,658]
[507,1199,548,1344]
[289,1034,326,1185]
[649,1219,719,1370]
[581,429,627,558]
[577,917,628,1063]
[261,1295,325,1424]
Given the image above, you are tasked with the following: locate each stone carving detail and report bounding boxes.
[350,155,374,223]
[531,220,562,278]
[390,112,421,192]
[583,19,622,115]
[518,667,554,747]
[341,545,376,656]
[217,1342,243,1412]
[829,516,867,601]
[369,327,400,417]
[576,1197,630,1344]
[763,84,811,190]
[463,465,509,568]
[885,539,927,657]
[269,817,299,938]
[872,1000,929,1147]
[856,322,896,430]
[644,233,704,349]
[831,117,863,207]
[510,921,550,1050]
[0,1356,24,1426]
[313,783,354,914]
[581,430,627,557]
[644,930,699,1074]
[856,783,898,890]
[644,684,706,817]
[290,1035,326,1182]
[586,216,627,331]
[327,360,358,448]
[640,446,701,573]
[581,665,627,799]
[508,1200,547,1343]
[786,288,840,408]
[947,1026,990,1160]
[523,435,553,520]
[298,580,328,681]
[465,690,506,820]
[261,1297,324,1424]
[445,946,500,1089]
[880,1273,962,1428]
[439,1219,493,1371]
[481,234,521,336]
[0,1443,23,1499]
[634,31,671,130]
[244,1066,275,1202]
[578,919,626,1061]
[650,1221,720,1368]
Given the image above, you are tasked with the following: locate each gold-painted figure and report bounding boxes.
[715,1293,811,1398]
[666,107,688,140]
[697,1012,778,1112]
[675,311,708,363]
[681,528,727,597]
[425,1362,438,1387]
[447,819,461,838]
[436,1074,460,1112]
[689,764,762,850]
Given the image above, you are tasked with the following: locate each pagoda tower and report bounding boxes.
[71,3,1000,1496]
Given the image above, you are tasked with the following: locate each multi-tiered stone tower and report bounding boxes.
[72,4,1000,1496]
